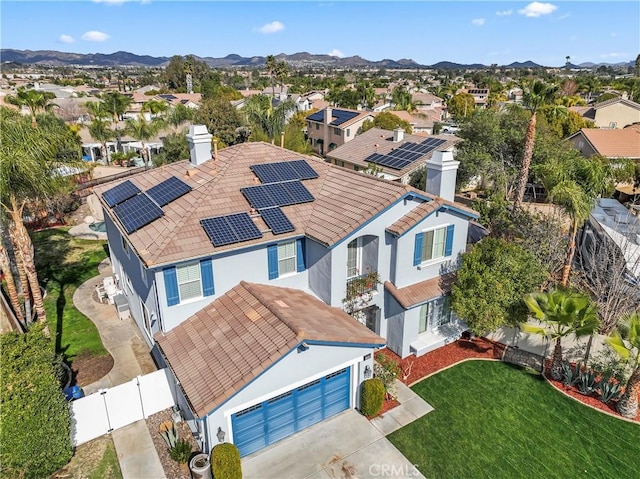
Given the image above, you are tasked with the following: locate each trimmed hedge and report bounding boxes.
[360,377,385,417]
[211,442,242,479]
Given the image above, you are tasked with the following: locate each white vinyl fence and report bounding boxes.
[70,368,176,446]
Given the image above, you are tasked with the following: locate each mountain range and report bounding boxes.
[0,49,633,70]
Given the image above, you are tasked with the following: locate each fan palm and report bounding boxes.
[244,95,296,142]
[513,80,559,209]
[523,289,599,380]
[124,117,164,167]
[102,91,132,123]
[166,103,194,130]
[265,55,277,98]
[6,88,56,128]
[607,312,640,418]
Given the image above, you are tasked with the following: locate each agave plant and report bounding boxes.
[607,312,640,418]
[597,376,622,404]
[159,420,178,449]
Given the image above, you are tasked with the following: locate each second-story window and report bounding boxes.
[315,123,319,130]
[278,241,297,275]
[347,238,362,278]
[177,262,202,301]
[413,225,454,266]
[334,127,341,136]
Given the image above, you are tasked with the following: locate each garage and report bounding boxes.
[232,367,351,457]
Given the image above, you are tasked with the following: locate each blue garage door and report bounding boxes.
[232,367,350,457]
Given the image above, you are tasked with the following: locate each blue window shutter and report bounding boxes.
[445,224,455,256]
[296,238,306,272]
[267,245,279,279]
[413,233,424,266]
[163,267,179,306]
[200,259,214,297]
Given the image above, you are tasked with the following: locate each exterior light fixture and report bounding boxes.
[364,365,372,379]
[297,342,309,353]
[217,427,225,443]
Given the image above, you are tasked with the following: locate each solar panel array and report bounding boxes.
[200,212,263,247]
[113,193,164,234]
[366,138,448,170]
[307,109,359,126]
[241,181,314,209]
[250,160,318,184]
[102,180,141,207]
[259,207,295,234]
[146,176,192,207]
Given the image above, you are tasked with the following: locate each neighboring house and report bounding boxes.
[380,110,436,135]
[566,128,640,161]
[93,125,478,456]
[460,88,490,108]
[326,127,461,184]
[155,93,202,110]
[569,97,640,129]
[306,107,374,156]
[412,92,444,113]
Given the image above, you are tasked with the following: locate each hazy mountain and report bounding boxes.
[0,49,633,70]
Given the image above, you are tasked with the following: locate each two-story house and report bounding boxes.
[306,106,373,156]
[94,125,477,456]
[569,96,640,129]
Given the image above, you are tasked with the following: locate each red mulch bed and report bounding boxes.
[366,397,400,419]
[376,337,506,386]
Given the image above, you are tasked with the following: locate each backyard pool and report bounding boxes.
[88,221,107,233]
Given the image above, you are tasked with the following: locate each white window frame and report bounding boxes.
[122,236,130,258]
[277,241,297,276]
[141,300,152,339]
[333,127,341,136]
[421,225,449,263]
[176,262,202,302]
[346,237,363,279]
[140,262,147,287]
[418,296,452,334]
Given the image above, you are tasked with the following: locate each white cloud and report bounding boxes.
[600,52,626,59]
[257,21,285,34]
[518,2,557,17]
[328,49,344,58]
[472,18,485,26]
[81,31,110,42]
[59,34,74,44]
[496,10,512,16]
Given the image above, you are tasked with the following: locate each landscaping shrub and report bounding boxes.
[374,353,401,398]
[0,325,72,479]
[597,376,622,403]
[360,378,385,417]
[169,438,193,464]
[211,442,242,479]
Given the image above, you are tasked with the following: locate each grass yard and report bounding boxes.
[53,435,123,479]
[32,227,108,360]
[388,361,640,479]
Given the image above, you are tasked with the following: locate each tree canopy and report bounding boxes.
[361,111,413,134]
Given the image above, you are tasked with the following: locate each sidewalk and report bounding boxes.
[73,258,164,478]
[369,380,434,435]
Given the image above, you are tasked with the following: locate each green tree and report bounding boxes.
[244,94,296,141]
[451,238,547,337]
[167,103,195,129]
[0,325,72,478]
[392,86,415,112]
[194,98,244,147]
[102,91,132,123]
[265,54,278,97]
[154,130,189,166]
[6,88,56,127]
[361,111,413,134]
[87,117,115,164]
[447,92,475,120]
[513,80,559,209]
[142,98,169,119]
[607,312,640,418]
[123,116,164,167]
[523,289,599,380]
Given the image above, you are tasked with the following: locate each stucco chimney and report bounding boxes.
[425,149,459,202]
[393,128,405,142]
[186,125,213,167]
[325,107,332,125]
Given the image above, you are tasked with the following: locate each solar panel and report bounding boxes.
[113,193,163,234]
[271,162,299,181]
[146,176,192,207]
[289,159,319,179]
[366,137,449,171]
[282,181,314,203]
[102,180,141,207]
[242,181,314,209]
[251,160,318,184]
[250,164,281,184]
[306,109,359,126]
[259,207,295,234]
[263,183,295,206]
[200,213,262,247]
[241,185,278,209]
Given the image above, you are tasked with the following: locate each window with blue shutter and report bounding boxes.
[200,259,215,297]
[163,267,179,306]
[296,238,306,272]
[413,233,424,266]
[267,244,279,279]
[444,225,455,257]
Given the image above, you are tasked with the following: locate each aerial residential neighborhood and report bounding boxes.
[1,1,639,479]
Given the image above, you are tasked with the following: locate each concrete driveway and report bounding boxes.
[241,409,424,479]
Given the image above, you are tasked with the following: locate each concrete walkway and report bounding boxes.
[242,382,433,479]
[72,258,163,478]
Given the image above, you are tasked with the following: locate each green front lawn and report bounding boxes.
[32,227,108,360]
[388,361,639,479]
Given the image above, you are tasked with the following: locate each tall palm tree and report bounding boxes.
[85,101,115,164]
[102,91,132,123]
[142,99,169,119]
[124,117,164,167]
[607,312,640,418]
[0,230,24,326]
[166,103,194,130]
[523,289,599,380]
[244,95,296,141]
[513,80,559,209]
[6,88,56,128]
[265,55,277,98]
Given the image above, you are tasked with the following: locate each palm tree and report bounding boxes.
[142,99,169,120]
[265,55,277,98]
[607,312,640,418]
[392,86,415,112]
[102,91,132,123]
[523,289,599,380]
[243,95,296,142]
[275,60,289,96]
[0,230,24,326]
[0,107,80,335]
[513,80,559,209]
[166,103,194,130]
[124,117,164,167]
[87,117,115,164]
[6,88,56,128]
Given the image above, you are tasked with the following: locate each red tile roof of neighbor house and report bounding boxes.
[384,273,456,309]
[155,281,384,416]
[93,141,478,268]
[576,128,640,159]
[327,127,461,177]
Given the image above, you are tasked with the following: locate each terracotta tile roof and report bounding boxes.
[155,281,384,416]
[593,97,640,111]
[386,199,478,236]
[326,127,461,177]
[577,128,640,159]
[377,110,434,129]
[95,142,448,266]
[384,273,456,309]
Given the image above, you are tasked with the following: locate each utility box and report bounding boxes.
[189,453,212,479]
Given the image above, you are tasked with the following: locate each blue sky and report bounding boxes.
[2,1,638,66]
